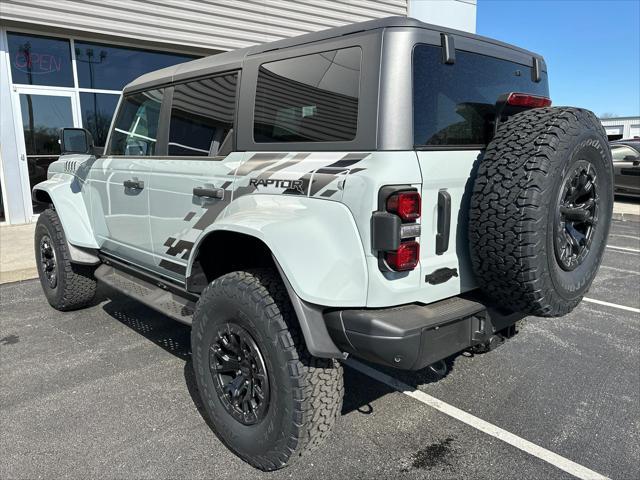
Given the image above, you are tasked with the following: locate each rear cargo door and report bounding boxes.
[412,43,550,298]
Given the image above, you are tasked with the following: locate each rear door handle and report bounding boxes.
[193,187,224,199]
[123,179,144,190]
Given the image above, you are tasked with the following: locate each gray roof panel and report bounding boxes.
[123,16,544,94]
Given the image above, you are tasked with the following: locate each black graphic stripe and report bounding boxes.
[321,189,338,198]
[235,153,287,176]
[309,152,370,196]
[165,239,194,258]
[183,212,196,221]
[159,259,186,276]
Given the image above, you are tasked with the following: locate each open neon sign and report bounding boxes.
[14,50,63,75]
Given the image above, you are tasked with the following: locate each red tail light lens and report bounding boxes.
[385,241,420,271]
[386,191,421,222]
[506,92,552,108]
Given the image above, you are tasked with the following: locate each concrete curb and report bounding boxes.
[613,212,640,223]
[0,267,38,285]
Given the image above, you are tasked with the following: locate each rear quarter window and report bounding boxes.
[413,44,549,147]
[253,47,361,143]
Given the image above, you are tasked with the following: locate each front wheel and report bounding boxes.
[34,208,97,311]
[191,269,344,471]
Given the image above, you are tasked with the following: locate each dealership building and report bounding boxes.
[0,1,478,224]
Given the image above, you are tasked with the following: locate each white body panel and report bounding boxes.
[35,148,479,308]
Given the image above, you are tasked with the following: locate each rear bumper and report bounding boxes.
[325,295,523,370]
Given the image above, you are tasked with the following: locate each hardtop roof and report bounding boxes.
[124,15,543,94]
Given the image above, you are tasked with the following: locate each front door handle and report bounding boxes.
[193,187,224,199]
[123,179,144,190]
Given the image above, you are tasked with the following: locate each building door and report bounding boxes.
[12,88,81,218]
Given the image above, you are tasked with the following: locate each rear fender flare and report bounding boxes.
[187,194,369,307]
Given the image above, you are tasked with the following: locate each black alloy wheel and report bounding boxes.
[209,323,270,425]
[554,160,599,271]
[39,234,58,289]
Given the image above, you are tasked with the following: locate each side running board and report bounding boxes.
[95,264,196,325]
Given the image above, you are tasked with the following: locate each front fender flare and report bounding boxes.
[32,175,98,249]
[188,194,368,307]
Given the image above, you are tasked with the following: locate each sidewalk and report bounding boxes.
[0,222,36,284]
[612,197,640,222]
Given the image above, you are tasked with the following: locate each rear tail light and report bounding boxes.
[385,241,420,272]
[506,92,552,108]
[386,191,421,222]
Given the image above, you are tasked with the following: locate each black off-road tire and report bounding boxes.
[191,269,344,471]
[34,208,97,311]
[469,107,613,316]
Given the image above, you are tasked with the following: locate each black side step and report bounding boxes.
[95,264,196,325]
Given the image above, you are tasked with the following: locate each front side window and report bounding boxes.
[108,90,163,156]
[413,44,550,147]
[7,32,73,87]
[611,145,639,161]
[168,73,238,156]
[254,47,361,143]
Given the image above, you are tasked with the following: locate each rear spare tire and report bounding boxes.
[469,107,613,316]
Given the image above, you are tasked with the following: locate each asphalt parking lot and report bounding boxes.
[1,219,638,480]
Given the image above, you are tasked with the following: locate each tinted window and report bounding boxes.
[611,145,639,161]
[75,41,195,91]
[109,90,163,156]
[254,47,361,143]
[413,44,549,147]
[7,32,73,87]
[80,93,119,147]
[168,74,237,156]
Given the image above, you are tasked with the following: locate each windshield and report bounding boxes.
[413,44,550,147]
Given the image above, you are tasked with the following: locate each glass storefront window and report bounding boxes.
[75,41,195,91]
[80,93,120,147]
[7,33,74,87]
[19,94,74,213]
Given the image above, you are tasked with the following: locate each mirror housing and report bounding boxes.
[622,154,638,162]
[59,128,96,155]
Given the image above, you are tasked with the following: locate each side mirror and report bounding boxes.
[59,128,94,155]
[623,154,638,162]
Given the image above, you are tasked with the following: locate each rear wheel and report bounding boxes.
[469,107,613,316]
[34,208,97,311]
[191,269,343,471]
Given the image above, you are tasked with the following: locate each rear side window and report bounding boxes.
[109,89,163,156]
[413,44,549,147]
[169,73,237,156]
[253,47,361,143]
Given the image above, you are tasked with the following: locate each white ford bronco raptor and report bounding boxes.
[33,17,613,471]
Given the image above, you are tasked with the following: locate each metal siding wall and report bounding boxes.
[0,0,407,52]
[601,118,640,138]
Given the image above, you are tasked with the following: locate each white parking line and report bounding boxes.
[345,359,611,480]
[583,297,640,314]
[607,245,640,253]
[599,265,640,275]
[609,234,640,241]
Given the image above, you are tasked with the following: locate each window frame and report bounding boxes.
[237,31,382,152]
